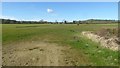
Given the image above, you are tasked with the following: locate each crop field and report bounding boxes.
[2,24,119,66]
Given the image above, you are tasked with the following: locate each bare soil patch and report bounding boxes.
[81,28,119,51]
[2,41,89,66]
[94,28,118,39]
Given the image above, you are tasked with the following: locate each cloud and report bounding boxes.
[0,16,19,20]
[0,16,42,21]
[47,8,54,13]
[22,19,40,21]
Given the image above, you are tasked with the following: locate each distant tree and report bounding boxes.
[77,20,81,26]
[1,19,117,24]
[39,19,44,24]
[64,20,67,24]
[73,20,76,24]
[55,20,58,24]
[79,20,82,24]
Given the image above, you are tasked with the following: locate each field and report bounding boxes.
[2,24,119,66]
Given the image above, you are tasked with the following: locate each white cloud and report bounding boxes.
[0,16,18,20]
[0,16,42,21]
[23,19,40,21]
[47,8,54,13]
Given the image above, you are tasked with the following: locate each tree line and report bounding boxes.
[0,19,118,24]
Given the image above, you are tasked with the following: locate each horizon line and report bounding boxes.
[1,18,118,22]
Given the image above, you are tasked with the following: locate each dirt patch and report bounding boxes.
[81,30,119,51]
[2,41,89,66]
[94,28,118,38]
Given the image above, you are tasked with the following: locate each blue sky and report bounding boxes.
[1,0,119,2]
[2,2,118,22]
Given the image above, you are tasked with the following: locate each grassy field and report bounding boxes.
[2,24,118,66]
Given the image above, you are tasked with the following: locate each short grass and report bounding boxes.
[65,34,118,66]
[2,24,118,66]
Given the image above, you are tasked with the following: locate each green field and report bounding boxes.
[2,24,118,66]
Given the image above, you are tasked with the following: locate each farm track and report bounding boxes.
[2,41,89,66]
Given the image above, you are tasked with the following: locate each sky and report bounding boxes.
[2,2,118,22]
[1,0,120,2]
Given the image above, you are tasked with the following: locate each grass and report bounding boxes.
[66,34,118,66]
[2,24,119,66]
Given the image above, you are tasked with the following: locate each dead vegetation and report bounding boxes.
[81,28,119,51]
[94,28,118,38]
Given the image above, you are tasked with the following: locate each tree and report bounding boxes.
[73,20,76,24]
[64,20,67,24]
[55,20,58,24]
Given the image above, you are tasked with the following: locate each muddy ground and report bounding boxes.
[2,41,89,66]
